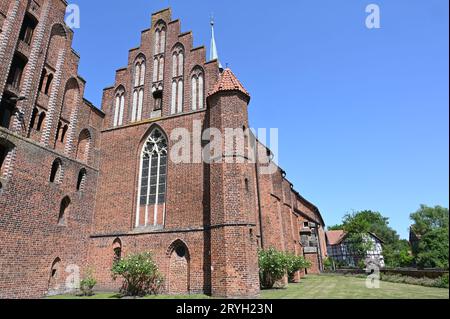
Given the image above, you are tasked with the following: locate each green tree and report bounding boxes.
[336,210,411,267]
[327,224,344,231]
[410,205,449,269]
[383,240,414,268]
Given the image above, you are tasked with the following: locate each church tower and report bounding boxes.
[207,68,261,297]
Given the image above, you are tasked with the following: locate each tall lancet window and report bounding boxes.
[171,44,184,114]
[191,67,204,111]
[113,87,125,127]
[132,55,145,122]
[152,56,164,83]
[136,128,168,228]
[154,23,166,55]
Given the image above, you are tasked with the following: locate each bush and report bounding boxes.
[79,269,97,296]
[380,273,449,289]
[111,252,164,297]
[435,273,449,288]
[323,257,334,271]
[285,253,311,282]
[258,248,288,289]
[259,249,313,288]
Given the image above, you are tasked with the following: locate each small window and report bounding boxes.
[38,69,47,92]
[153,90,163,111]
[36,112,46,131]
[245,178,250,192]
[0,141,14,178]
[0,146,8,173]
[7,54,27,90]
[50,159,62,183]
[113,88,125,127]
[76,129,91,162]
[44,73,53,95]
[19,14,38,45]
[60,125,68,142]
[29,107,38,130]
[76,169,87,191]
[50,258,61,278]
[58,196,70,226]
[113,238,122,264]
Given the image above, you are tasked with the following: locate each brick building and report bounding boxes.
[0,1,326,298]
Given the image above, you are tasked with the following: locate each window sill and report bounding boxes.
[131,225,164,234]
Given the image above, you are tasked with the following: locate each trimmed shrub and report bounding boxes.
[258,248,288,289]
[285,253,311,282]
[259,249,313,288]
[111,252,164,297]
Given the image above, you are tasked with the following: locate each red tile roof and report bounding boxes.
[326,230,346,245]
[208,68,250,99]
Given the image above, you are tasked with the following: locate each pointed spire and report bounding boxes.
[210,14,223,70]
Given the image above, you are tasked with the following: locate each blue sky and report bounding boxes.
[69,0,449,239]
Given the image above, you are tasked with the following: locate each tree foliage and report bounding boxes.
[410,205,449,269]
[331,210,411,267]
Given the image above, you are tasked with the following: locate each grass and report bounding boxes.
[46,275,449,299]
[261,274,449,299]
[48,293,211,299]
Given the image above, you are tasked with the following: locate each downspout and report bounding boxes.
[316,225,324,272]
[252,132,264,249]
[255,157,264,250]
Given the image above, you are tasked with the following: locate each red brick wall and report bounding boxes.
[0,0,103,298]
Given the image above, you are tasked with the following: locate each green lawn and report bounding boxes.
[47,275,449,299]
[261,275,449,299]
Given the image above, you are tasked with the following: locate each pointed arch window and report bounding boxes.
[113,88,125,127]
[38,69,47,92]
[132,56,145,122]
[50,158,62,183]
[153,56,164,83]
[45,73,53,95]
[76,168,87,192]
[172,49,184,78]
[154,23,166,55]
[136,128,168,227]
[191,68,204,111]
[58,196,70,226]
[171,45,184,114]
[76,129,91,163]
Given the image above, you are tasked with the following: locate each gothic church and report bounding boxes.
[0,1,327,298]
